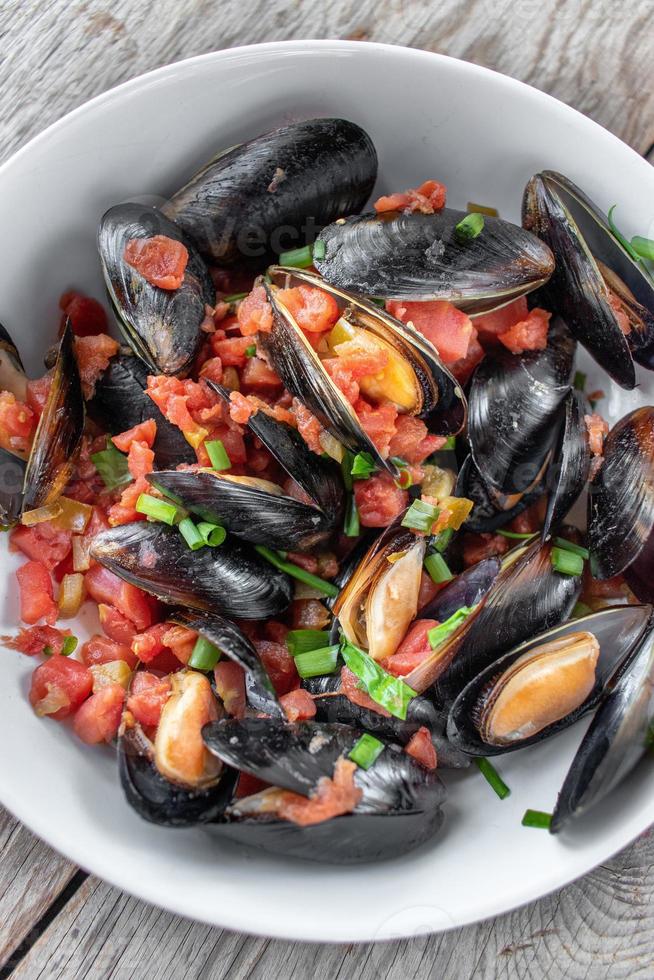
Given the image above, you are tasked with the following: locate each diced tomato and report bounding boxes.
[273,757,362,826]
[235,772,270,799]
[354,472,408,527]
[52,552,75,583]
[59,291,109,337]
[237,285,273,336]
[292,399,324,454]
[606,287,632,335]
[417,571,443,611]
[73,683,125,743]
[254,640,299,696]
[387,415,445,464]
[448,329,485,385]
[240,356,282,391]
[106,475,148,527]
[291,599,331,630]
[585,413,609,457]
[16,561,57,625]
[11,522,72,572]
[473,297,529,341]
[74,334,120,400]
[374,180,447,215]
[382,620,438,676]
[130,623,169,664]
[126,441,155,479]
[339,666,390,717]
[405,726,438,770]
[84,564,155,630]
[280,688,317,722]
[211,335,253,368]
[583,573,629,600]
[498,308,551,354]
[29,655,93,719]
[355,399,398,457]
[263,620,289,644]
[462,532,510,567]
[146,647,185,674]
[98,604,137,645]
[199,356,224,384]
[127,672,171,727]
[112,420,157,452]
[81,635,138,669]
[161,625,197,665]
[124,235,189,290]
[387,299,473,363]
[276,286,340,334]
[506,496,547,535]
[214,661,246,718]
[2,625,72,657]
[0,391,36,454]
[25,375,52,419]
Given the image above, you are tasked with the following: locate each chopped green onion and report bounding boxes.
[135,493,178,525]
[401,498,440,533]
[522,809,552,830]
[294,644,340,679]
[197,522,227,547]
[572,600,592,619]
[279,244,314,268]
[222,291,248,304]
[341,641,416,719]
[607,206,642,262]
[475,757,511,800]
[428,606,474,649]
[178,517,206,551]
[553,537,589,560]
[341,450,354,491]
[434,527,454,553]
[455,212,484,241]
[631,236,654,261]
[573,370,587,392]
[62,635,78,657]
[244,344,257,358]
[255,545,339,598]
[551,546,584,576]
[349,733,385,769]
[390,456,409,468]
[205,439,231,471]
[424,552,454,584]
[497,529,535,540]
[90,439,131,490]
[441,436,456,451]
[313,239,326,260]
[394,468,413,490]
[344,494,360,537]
[188,635,222,671]
[351,452,377,480]
[286,629,330,657]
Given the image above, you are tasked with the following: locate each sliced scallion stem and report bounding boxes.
[553,537,589,560]
[62,635,78,657]
[497,529,536,540]
[631,236,654,261]
[401,498,440,533]
[135,493,178,526]
[222,291,248,304]
[344,494,360,537]
[351,452,377,480]
[255,546,339,598]
[90,439,131,490]
[434,527,454,553]
[245,344,257,357]
[522,808,552,829]
[341,450,354,492]
[279,244,314,268]
[394,468,413,490]
[294,644,340,679]
[197,522,227,547]
[572,600,592,619]
[188,635,222,671]
[455,212,484,241]
[312,239,326,260]
[428,606,474,649]
[607,206,642,262]
[475,757,511,799]
[441,436,456,451]
[178,517,206,551]
[340,640,416,720]
[205,439,231,471]
[349,733,385,769]
[551,546,584,576]
[424,552,453,584]
[286,629,330,657]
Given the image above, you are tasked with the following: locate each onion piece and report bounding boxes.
[58,572,86,618]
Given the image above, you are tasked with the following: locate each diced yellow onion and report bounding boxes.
[90,661,132,692]
[53,496,93,533]
[58,573,86,618]
[21,502,63,526]
[72,536,92,572]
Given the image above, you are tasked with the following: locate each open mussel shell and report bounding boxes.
[0,448,26,527]
[152,382,344,551]
[98,203,214,376]
[587,407,654,596]
[313,208,554,310]
[22,322,85,512]
[523,172,654,389]
[551,620,654,832]
[0,322,27,400]
[541,389,591,541]
[88,351,195,468]
[405,538,582,698]
[162,118,378,266]
[90,522,293,619]
[456,454,545,533]
[120,668,238,827]
[419,556,502,621]
[447,605,652,757]
[334,522,426,663]
[202,719,446,863]
[468,316,575,500]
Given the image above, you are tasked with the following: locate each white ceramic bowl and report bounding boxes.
[1,41,653,944]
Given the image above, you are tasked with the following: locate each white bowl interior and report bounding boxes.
[0,41,653,942]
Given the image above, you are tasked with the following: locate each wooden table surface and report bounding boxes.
[2,1,654,977]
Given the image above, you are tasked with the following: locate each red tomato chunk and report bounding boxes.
[29,656,93,719]
[16,561,57,625]
[280,688,317,722]
[84,565,155,631]
[124,235,189,290]
[405,726,438,770]
[60,291,108,337]
[81,635,138,670]
[73,684,125,744]
[127,673,172,728]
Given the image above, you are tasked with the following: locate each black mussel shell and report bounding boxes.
[0,448,26,526]
[90,522,292,619]
[468,316,575,499]
[22,322,85,512]
[0,321,26,398]
[420,556,501,621]
[447,605,652,757]
[456,453,545,533]
[162,118,378,266]
[405,538,582,698]
[98,203,214,376]
[523,172,654,389]
[203,719,446,863]
[88,351,195,468]
[314,209,554,310]
[541,389,591,541]
[588,407,654,590]
[551,621,654,832]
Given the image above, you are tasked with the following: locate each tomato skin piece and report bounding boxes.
[59,291,109,337]
[339,666,391,717]
[374,180,447,215]
[354,473,408,528]
[127,674,171,727]
[405,726,438,770]
[84,565,155,631]
[81,634,138,670]
[280,688,316,722]
[29,655,93,720]
[123,235,189,290]
[73,683,125,743]
[3,625,72,657]
[382,620,439,677]
[16,561,57,625]
[214,661,246,718]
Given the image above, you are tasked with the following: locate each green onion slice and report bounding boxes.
[294,645,340,679]
[312,239,326,260]
[62,635,78,657]
[573,370,587,392]
[349,733,385,769]
[351,452,377,480]
[255,546,339,598]
[631,236,654,261]
[572,600,592,619]
[433,527,454,553]
[90,438,131,491]
[550,546,585,576]
[522,808,552,829]
[553,537,589,560]
[341,450,354,492]
[455,213,484,241]
[394,468,413,491]
[475,757,511,799]
[221,291,248,304]
[497,529,536,540]
[428,606,475,649]
[401,498,440,533]
[244,344,257,358]
[343,494,360,537]
[278,244,314,268]
[205,439,231,471]
[286,629,331,657]
[197,522,227,547]
[188,635,222,671]
[178,517,206,551]
[424,552,453,584]
[340,641,416,720]
[607,205,642,262]
[441,436,456,451]
[135,493,178,526]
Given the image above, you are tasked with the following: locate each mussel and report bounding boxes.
[0,322,26,400]
[0,448,26,527]
[202,719,446,863]
[313,209,555,311]
[98,203,214,376]
[162,118,378,266]
[152,382,345,551]
[456,453,545,533]
[541,389,591,541]
[587,406,654,601]
[419,556,502,621]
[551,619,654,832]
[523,171,654,389]
[446,604,652,756]
[90,522,293,619]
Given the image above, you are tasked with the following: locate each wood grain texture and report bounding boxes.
[1,0,654,976]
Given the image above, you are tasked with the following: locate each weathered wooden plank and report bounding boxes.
[0,808,77,971]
